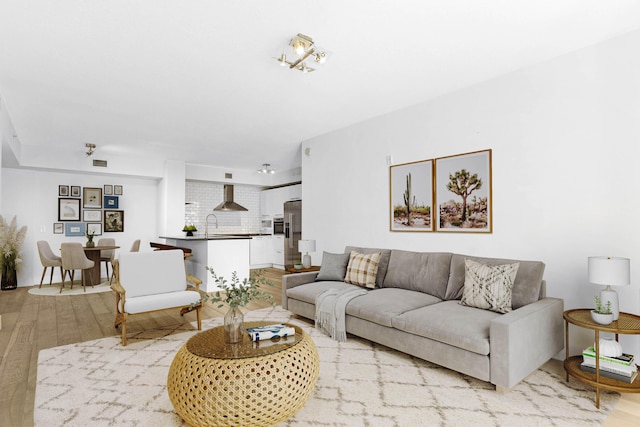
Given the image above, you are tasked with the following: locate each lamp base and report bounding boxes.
[600,286,620,321]
[302,254,312,269]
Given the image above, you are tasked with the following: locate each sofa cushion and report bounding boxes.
[445,254,545,309]
[125,290,201,314]
[460,259,519,313]
[391,300,501,355]
[119,250,187,298]
[315,251,350,281]
[286,281,363,305]
[382,250,452,299]
[345,288,441,328]
[345,246,392,288]
[344,251,380,288]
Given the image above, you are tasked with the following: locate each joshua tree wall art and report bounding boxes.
[390,159,433,232]
[435,149,492,233]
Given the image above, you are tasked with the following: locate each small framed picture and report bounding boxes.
[104,185,113,196]
[58,185,69,196]
[114,185,123,196]
[64,222,85,237]
[70,186,81,197]
[83,187,103,209]
[83,209,102,222]
[104,195,119,208]
[58,198,81,221]
[53,223,64,234]
[86,222,102,236]
[104,210,124,232]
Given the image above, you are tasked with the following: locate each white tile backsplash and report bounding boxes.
[185,181,261,234]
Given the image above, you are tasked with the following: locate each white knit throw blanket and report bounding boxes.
[315,287,368,342]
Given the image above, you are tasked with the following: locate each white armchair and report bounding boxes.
[111,249,202,345]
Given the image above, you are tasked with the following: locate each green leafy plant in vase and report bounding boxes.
[198,269,274,343]
[0,215,27,290]
[591,295,613,325]
[85,230,96,248]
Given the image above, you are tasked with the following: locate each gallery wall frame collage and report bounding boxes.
[390,149,492,233]
[55,184,125,236]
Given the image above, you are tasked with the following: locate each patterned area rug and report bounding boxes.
[35,306,619,427]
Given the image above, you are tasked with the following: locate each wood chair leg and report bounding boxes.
[121,314,128,346]
[196,306,202,330]
[60,270,67,293]
[49,267,55,286]
[70,270,75,290]
[39,267,47,288]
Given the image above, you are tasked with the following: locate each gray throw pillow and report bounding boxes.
[315,251,350,282]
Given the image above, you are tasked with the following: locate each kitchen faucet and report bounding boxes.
[205,213,218,238]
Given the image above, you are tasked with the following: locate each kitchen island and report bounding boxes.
[160,235,251,292]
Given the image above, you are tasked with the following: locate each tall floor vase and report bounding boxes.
[1,267,17,290]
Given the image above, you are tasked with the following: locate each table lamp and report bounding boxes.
[298,239,316,268]
[588,256,630,321]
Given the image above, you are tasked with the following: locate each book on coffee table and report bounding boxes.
[246,324,295,341]
[580,363,638,383]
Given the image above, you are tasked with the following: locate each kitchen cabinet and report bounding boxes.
[271,235,284,268]
[260,184,302,218]
[250,236,271,268]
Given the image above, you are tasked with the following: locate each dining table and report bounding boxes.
[82,245,120,286]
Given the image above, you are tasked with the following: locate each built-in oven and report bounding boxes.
[273,216,284,235]
[260,216,273,235]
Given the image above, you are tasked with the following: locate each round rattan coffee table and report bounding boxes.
[167,322,319,427]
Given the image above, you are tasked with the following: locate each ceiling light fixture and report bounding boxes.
[85,143,96,156]
[258,163,275,174]
[275,33,329,73]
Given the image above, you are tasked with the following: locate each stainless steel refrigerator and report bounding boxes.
[284,200,302,266]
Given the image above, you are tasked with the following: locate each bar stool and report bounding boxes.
[60,242,95,293]
[36,241,63,288]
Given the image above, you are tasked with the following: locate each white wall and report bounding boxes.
[302,30,640,358]
[1,168,160,287]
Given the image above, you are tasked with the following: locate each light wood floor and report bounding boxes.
[1,268,639,427]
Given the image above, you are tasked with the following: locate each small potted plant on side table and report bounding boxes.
[591,296,614,325]
[198,269,274,343]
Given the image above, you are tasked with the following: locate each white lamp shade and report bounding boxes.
[298,239,316,254]
[588,256,630,286]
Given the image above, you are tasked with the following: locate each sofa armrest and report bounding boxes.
[281,271,319,310]
[489,297,564,389]
[186,274,202,292]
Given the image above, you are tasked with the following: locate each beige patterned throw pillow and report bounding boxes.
[460,259,520,313]
[344,251,381,289]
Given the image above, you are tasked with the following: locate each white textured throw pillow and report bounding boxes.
[460,259,520,313]
[344,251,381,289]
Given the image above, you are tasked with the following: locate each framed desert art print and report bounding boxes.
[58,198,81,221]
[83,187,103,209]
[389,159,434,232]
[435,149,492,233]
[104,210,124,232]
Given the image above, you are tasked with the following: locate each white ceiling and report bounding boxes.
[1,1,640,173]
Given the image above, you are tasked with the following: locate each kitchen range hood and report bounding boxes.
[213,185,248,211]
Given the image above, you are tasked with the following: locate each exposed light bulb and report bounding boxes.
[293,41,305,55]
[315,51,327,64]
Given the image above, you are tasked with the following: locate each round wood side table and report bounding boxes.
[167,322,319,426]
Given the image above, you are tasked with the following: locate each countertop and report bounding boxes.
[160,234,271,241]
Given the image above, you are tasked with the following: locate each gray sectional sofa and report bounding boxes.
[282,246,564,391]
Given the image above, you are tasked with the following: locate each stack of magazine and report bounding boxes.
[246,324,295,342]
[580,346,638,383]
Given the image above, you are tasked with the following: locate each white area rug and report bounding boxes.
[35,306,619,427]
[28,281,111,296]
